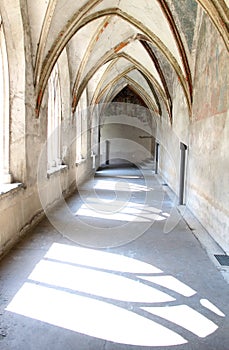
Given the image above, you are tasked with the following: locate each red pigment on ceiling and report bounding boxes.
[95,20,109,41]
[115,41,128,52]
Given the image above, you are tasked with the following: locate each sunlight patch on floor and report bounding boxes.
[138,275,196,297]
[93,180,152,192]
[200,299,225,317]
[142,305,218,337]
[28,259,174,303]
[44,243,163,273]
[6,282,187,347]
[76,201,166,222]
[6,243,224,347]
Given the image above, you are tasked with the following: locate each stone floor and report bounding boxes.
[0,160,228,350]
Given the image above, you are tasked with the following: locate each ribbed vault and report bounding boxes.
[26,0,228,121]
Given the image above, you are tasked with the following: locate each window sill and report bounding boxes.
[75,158,86,166]
[0,183,24,199]
[47,165,68,179]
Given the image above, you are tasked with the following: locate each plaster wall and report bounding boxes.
[101,122,153,164]
[0,4,93,258]
[156,119,181,194]
[157,74,190,196]
[157,13,229,253]
[99,88,155,165]
[186,13,229,253]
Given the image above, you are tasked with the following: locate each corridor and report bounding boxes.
[0,160,228,350]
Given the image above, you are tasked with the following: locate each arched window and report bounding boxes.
[47,63,62,170]
[0,16,11,184]
[76,89,88,163]
[76,102,82,162]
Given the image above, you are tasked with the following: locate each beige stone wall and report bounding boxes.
[0,3,94,258]
[100,106,155,164]
[101,123,153,164]
[157,12,229,253]
[187,12,229,253]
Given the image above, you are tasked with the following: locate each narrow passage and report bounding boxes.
[0,160,228,350]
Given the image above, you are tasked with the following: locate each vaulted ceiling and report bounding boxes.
[28,0,229,120]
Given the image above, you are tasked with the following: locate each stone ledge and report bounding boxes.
[75,158,87,166]
[47,165,68,178]
[0,183,24,199]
